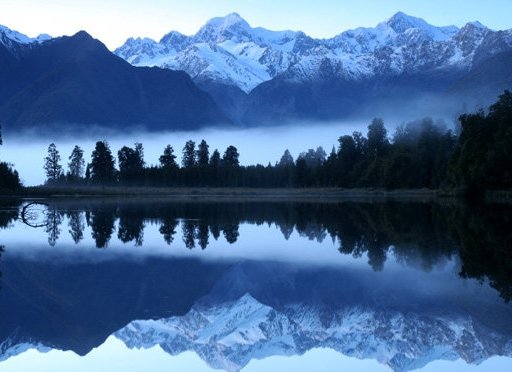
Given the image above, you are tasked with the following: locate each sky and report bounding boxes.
[1,0,511,50]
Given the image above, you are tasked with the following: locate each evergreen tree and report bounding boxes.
[44,143,63,183]
[197,139,210,167]
[182,140,196,168]
[90,141,116,184]
[210,149,221,167]
[367,118,388,157]
[222,145,240,167]
[118,143,145,184]
[278,149,294,167]
[159,145,178,169]
[451,90,512,193]
[68,145,85,179]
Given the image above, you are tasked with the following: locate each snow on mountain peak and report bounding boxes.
[383,11,459,41]
[196,13,253,43]
[0,24,32,44]
[114,12,508,93]
[387,11,431,33]
[205,12,249,30]
[0,25,52,49]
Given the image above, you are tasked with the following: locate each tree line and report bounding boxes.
[42,118,457,189]
[1,90,510,193]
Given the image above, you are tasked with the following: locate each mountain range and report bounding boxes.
[1,12,512,132]
[115,12,512,123]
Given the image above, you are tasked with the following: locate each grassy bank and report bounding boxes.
[2,185,449,201]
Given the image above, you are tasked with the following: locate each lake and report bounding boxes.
[0,197,511,371]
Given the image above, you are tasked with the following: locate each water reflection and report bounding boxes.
[4,199,510,300]
[0,198,511,371]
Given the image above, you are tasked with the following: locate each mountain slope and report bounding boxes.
[0,30,228,133]
[116,12,512,124]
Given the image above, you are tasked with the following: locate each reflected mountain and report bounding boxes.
[0,198,511,370]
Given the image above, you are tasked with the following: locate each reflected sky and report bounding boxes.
[4,336,511,372]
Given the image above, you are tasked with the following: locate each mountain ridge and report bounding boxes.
[1,12,511,129]
[114,12,512,124]
[0,30,229,133]
[114,12,510,93]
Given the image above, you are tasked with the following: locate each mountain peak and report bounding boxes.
[207,12,248,27]
[195,13,253,43]
[466,21,488,30]
[0,24,36,46]
[72,30,94,40]
[386,11,431,33]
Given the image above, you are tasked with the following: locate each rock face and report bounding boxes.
[116,12,512,123]
[0,29,228,134]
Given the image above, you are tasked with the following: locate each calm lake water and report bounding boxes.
[0,198,511,371]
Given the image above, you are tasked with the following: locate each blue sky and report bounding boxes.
[1,0,511,49]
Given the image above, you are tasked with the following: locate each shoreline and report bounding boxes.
[2,186,510,203]
[1,186,449,200]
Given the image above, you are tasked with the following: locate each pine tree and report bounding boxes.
[197,139,210,167]
[159,145,178,168]
[210,149,221,167]
[182,140,196,168]
[367,118,388,157]
[278,149,294,167]
[44,143,63,183]
[68,145,85,179]
[222,145,240,167]
[90,141,116,184]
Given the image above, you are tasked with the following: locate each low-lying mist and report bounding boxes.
[1,118,453,186]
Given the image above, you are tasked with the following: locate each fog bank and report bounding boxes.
[2,122,369,186]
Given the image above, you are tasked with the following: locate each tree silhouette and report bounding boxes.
[182,140,196,168]
[118,143,145,184]
[222,145,239,167]
[197,139,210,167]
[278,149,294,167]
[44,143,63,184]
[367,117,388,157]
[210,149,221,167]
[68,145,85,180]
[159,145,178,169]
[90,141,116,184]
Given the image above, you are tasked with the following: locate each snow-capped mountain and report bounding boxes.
[115,13,302,93]
[115,12,512,93]
[0,24,50,49]
[115,293,512,372]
